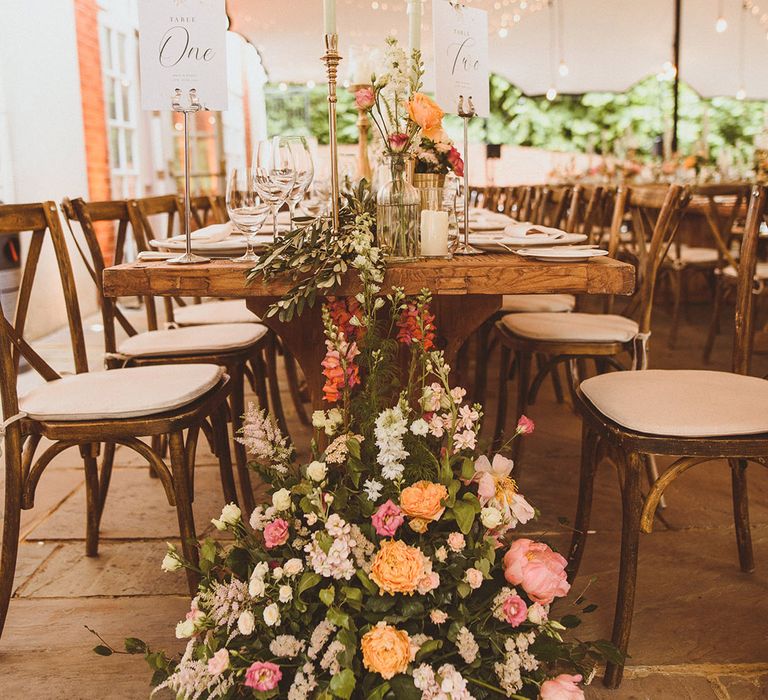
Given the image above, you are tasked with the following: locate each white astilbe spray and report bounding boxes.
[269,634,306,658]
[319,639,344,675]
[308,621,337,660]
[455,626,479,664]
[197,579,250,633]
[374,405,409,480]
[287,662,318,700]
[236,403,291,472]
[151,640,234,700]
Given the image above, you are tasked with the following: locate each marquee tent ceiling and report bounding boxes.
[228,0,768,99]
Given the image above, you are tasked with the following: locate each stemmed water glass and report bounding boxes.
[280,136,314,229]
[253,138,296,240]
[226,167,270,262]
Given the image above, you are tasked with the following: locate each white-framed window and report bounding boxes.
[100,19,141,198]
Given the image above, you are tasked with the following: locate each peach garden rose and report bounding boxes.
[399,480,448,532]
[361,622,414,680]
[369,539,429,595]
[407,92,445,140]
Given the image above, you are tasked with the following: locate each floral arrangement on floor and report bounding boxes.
[112,224,619,699]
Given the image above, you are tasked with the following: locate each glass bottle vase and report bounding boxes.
[376,154,421,261]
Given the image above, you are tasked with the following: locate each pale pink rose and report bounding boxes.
[511,493,536,525]
[388,133,410,153]
[527,602,549,625]
[472,453,514,504]
[539,674,584,700]
[503,539,570,605]
[263,518,290,549]
[417,570,440,594]
[371,499,405,537]
[516,415,535,435]
[207,648,230,676]
[244,661,283,691]
[355,87,375,110]
[447,532,466,552]
[430,609,448,625]
[501,594,528,627]
[185,599,205,625]
[464,567,483,589]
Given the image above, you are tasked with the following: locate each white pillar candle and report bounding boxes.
[420,210,450,256]
[324,0,336,35]
[408,0,422,55]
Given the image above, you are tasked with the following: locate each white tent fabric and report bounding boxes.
[228,0,768,99]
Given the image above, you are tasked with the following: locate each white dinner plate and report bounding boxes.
[469,232,588,251]
[515,247,610,262]
[150,233,274,255]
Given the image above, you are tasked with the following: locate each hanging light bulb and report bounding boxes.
[716,16,728,32]
[736,87,747,100]
[558,59,569,77]
[546,86,558,101]
[498,26,509,38]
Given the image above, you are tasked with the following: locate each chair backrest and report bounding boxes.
[131,194,187,251]
[191,194,227,228]
[732,186,766,376]
[0,202,87,381]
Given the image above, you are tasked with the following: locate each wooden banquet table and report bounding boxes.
[103,253,635,407]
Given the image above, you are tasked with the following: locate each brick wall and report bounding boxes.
[73,0,114,259]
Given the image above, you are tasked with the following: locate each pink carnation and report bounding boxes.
[244,661,282,692]
[355,87,375,110]
[263,518,290,549]
[540,674,584,700]
[371,500,404,537]
[501,594,528,627]
[516,415,535,435]
[503,539,570,605]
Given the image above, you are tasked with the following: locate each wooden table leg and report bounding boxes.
[247,294,502,408]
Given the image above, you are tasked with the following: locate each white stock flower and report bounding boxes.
[374,405,409,481]
[363,478,384,502]
[263,603,281,627]
[279,585,293,603]
[410,418,429,436]
[272,488,292,511]
[306,461,328,482]
[237,610,255,635]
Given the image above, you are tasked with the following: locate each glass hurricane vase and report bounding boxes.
[376,154,421,262]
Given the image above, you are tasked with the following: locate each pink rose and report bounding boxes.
[464,567,483,589]
[355,87,375,111]
[207,648,229,676]
[447,146,464,177]
[371,500,405,537]
[503,539,570,605]
[501,594,528,627]
[263,518,290,549]
[417,570,440,595]
[388,133,410,153]
[447,532,466,552]
[244,661,282,692]
[516,415,535,435]
[540,674,584,700]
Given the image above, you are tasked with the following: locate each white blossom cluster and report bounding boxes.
[374,405,409,480]
[269,634,305,658]
[493,632,540,697]
[151,640,234,700]
[412,663,476,700]
[307,620,337,660]
[287,661,318,700]
[455,626,479,664]
[304,515,357,580]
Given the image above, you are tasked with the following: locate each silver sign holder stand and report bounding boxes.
[168,88,210,265]
[453,95,482,255]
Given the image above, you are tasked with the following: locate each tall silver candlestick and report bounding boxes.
[453,95,482,255]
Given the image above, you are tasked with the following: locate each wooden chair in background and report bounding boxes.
[567,185,768,688]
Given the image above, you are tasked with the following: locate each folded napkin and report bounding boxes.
[190,221,237,242]
[503,222,567,239]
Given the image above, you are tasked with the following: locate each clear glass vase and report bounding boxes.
[376,154,421,261]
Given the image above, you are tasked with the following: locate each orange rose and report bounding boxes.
[369,540,427,595]
[361,622,414,679]
[407,93,445,140]
[400,480,448,532]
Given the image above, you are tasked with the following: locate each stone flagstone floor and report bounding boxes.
[1,300,767,699]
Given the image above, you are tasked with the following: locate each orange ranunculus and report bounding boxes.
[361,622,414,679]
[399,480,448,532]
[369,540,427,595]
[407,93,445,140]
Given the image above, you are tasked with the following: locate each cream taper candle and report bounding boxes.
[408,0,422,54]
[324,0,336,35]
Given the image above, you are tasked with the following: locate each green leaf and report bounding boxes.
[297,571,322,598]
[93,645,113,656]
[356,569,378,595]
[560,614,582,628]
[320,585,336,607]
[327,607,351,629]
[452,499,476,535]
[388,674,422,700]
[415,638,443,662]
[329,668,356,699]
[582,603,598,614]
[457,581,471,598]
[123,637,147,654]
[460,457,476,480]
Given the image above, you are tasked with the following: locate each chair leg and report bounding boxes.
[604,450,644,689]
[283,348,311,426]
[229,363,255,514]
[81,444,102,557]
[492,342,512,452]
[550,361,565,404]
[668,268,683,349]
[98,442,115,518]
[168,431,200,595]
[473,320,493,406]
[511,351,532,464]
[0,449,22,638]
[729,458,755,574]
[264,335,290,440]
[211,403,238,505]
[703,278,723,363]
[567,423,599,582]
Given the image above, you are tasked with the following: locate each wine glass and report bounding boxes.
[253,138,296,240]
[280,136,314,229]
[226,168,270,262]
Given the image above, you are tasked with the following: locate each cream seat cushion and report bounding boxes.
[20,364,224,421]
[581,369,768,437]
[173,300,261,326]
[723,262,768,279]
[670,245,719,265]
[501,312,639,343]
[501,294,576,313]
[119,323,267,358]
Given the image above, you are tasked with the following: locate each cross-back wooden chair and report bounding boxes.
[492,185,691,458]
[0,202,237,639]
[501,186,524,217]
[190,194,227,228]
[62,197,272,514]
[567,185,768,688]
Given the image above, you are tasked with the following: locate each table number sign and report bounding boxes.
[432,0,490,117]
[138,0,228,111]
